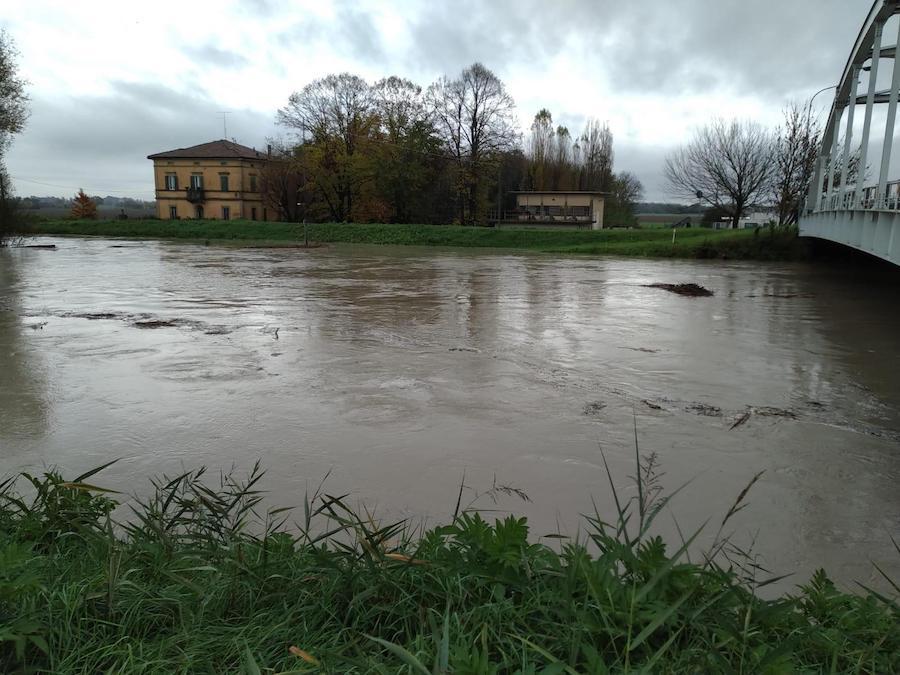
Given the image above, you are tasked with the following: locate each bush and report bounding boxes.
[0,454,896,672]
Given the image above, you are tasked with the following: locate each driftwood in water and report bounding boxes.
[645,283,713,297]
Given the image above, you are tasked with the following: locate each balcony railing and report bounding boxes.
[491,209,595,222]
[186,186,205,203]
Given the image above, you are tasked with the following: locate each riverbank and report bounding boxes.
[21,219,806,259]
[1,462,896,673]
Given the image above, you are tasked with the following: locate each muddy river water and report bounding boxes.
[1,237,898,589]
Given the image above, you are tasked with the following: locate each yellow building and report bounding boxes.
[509,191,606,230]
[148,139,277,221]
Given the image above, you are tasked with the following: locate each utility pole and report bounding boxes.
[497,163,502,223]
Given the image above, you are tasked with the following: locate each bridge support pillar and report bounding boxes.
[841,66,861,206]
[877,17,900,207]
[856,21,883,208]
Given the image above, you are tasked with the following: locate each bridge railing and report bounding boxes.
[812,180,900,213]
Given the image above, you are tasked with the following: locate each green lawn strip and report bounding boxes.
[21,219,803,259]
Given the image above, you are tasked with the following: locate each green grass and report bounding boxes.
[1,454,896,673]
[21,219,806,260]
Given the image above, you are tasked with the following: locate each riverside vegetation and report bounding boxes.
[0,454,897,674]
[22,219,805,260]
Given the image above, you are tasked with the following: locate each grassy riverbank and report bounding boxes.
[1,461,896,673]
[22,219,805,260]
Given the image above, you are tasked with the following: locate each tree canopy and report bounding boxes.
[272,64,642,226]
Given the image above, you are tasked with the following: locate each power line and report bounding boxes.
[11,175,155,196]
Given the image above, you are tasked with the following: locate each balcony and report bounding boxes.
[186,186,206,203]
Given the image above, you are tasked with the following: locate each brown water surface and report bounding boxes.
[1,237,898,589]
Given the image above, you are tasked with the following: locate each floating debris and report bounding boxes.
[687,402,722,417]
[132,319,180,329]
[642,399,663,410]
[624,346,659,353]
[449,347,479,353]
[646,283,714,297]
[752,406,797,419]
[583,401,607,416]
[73,312,119,320]
[28,321,48,330]
[730,411,751,430]
[22,244,57,250]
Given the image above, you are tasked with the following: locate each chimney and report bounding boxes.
[267,144,272,158]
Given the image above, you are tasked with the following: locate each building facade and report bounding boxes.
[148,140,277,221]
[507,191,606,230]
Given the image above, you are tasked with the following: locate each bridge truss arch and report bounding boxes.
[801,0,900,265]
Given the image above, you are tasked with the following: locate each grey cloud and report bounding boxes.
[614,143,672,202]
[405,1,558,77]
[239,0,276,18]
[407,0,869,98]
[182,45,249,69]
[7,82,275,198]
[276,0,385,71]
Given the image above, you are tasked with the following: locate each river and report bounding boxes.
[1,237,898,590]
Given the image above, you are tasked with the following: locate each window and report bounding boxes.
[164,174,178,190]
[169,205,177,219]
[249,175,258,192]
[195,205,204,219]
[251,207,257,221]
[222,206,230,221]
[220,174,229,191]
[190,174,203,188]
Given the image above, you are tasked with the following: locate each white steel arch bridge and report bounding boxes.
[801,0,900,265]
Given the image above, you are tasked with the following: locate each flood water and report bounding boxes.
[1,237,899,590]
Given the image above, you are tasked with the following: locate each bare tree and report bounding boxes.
[665,119,775,229]
[372,76,429,137]
[552,125,574,190]
[428,63,517,224]
[771,102,820,225]
[527,108,554,190]
[579,119,613,191]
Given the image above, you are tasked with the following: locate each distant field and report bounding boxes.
[20,207,156,219]
[637,213,703,228]
[22,219,803,260]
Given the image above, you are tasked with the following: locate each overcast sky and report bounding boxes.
[2,0,874,202]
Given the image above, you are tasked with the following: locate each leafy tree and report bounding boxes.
[606,171,644,225]
[0,30,29,242]
[70,189,97,220]
[277,73,377,221]
[371,77,443,223]
[260,142,312,222]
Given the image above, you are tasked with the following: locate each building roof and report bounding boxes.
[147,139,267,160]
[511,190,608,196]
